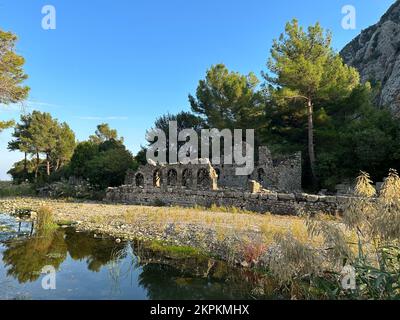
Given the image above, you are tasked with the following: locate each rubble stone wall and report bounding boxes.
[105,186,350,216]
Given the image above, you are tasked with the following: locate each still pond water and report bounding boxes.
[0,213,281,300]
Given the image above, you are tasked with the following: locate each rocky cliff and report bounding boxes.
[341,1,400,116]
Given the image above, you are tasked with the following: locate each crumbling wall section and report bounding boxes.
[105,186,346,216]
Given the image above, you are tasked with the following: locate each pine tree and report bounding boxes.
[52,123,76,171]
[189,64,264,130]
[266,19,359,187]
[0,29,29,131]
[8,114,33,178]
[89,123,123,144]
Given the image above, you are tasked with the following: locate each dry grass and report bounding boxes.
[0,197,346,248]
[268,169,400,294]
[120,205,317,244]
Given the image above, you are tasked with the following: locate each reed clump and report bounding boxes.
[267,169,400,299]
[35,206,58,235]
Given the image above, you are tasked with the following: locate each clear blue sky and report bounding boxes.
[0,0,395,179]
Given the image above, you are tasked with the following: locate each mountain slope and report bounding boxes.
[341,1,400,116]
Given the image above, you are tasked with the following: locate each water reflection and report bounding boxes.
[2,230,67,283]
[64,230,126,272]
[0,215,279,300]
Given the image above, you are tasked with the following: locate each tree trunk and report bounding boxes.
[23,152,27,177]
[55,159,60,171]
[307,99,317,188]
[35,152,40,181]
[46,153,51,176]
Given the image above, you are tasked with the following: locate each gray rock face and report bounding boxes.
[341,1,400,116]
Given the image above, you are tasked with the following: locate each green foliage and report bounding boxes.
[0,120,15,133]
[315,84,400,189]
[266,19,359,103]
[336,170,400,299]
[264,29,399,189]
[69,127,138,189]
[89,123,123,144]
[0,29,30,104]
[86,141,137,189]
[154,111,205,133]
[344,245,400,299]
[28,111,59,175]
[7,158,41,183]
[135,146,148,166]
[38,179,101,200]
[140,64,266,161]
[189,64,265,131]
[147,111,206,162]
[8,114,32,155]
[68,141,99,178]
[51,122,76,170]
[265,19,360,187]
[8,111,76,181]
[2,229,67,283]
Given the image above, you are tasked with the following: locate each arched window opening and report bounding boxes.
[135,173,144,187]
[153,169,162,188]
[182,169,192,187]
[197,168,210,188]
[167,169,178,186]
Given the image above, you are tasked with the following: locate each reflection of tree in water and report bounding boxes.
[64,229,126,272]
[2,227,281,299]
[2,228,127,284]
[138,263,266,300]
[2,229,67,283]
[133,242,273,300]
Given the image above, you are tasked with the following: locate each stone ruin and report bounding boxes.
[124,161,219,192]
[105,145,371,216]
[124,146,302,193]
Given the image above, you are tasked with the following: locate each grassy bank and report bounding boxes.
[1,173,399,300]
[0,197,346,274]
[0,196,327,247]
[0,182,36,197]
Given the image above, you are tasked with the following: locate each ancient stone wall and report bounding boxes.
[125,162,218,191]
[214,147,301,192]
[105,186,348,216]
[115,145,305,215]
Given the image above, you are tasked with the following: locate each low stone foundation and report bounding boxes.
[105,186,350,216]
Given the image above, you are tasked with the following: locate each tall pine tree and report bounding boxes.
[265,19,359,187]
